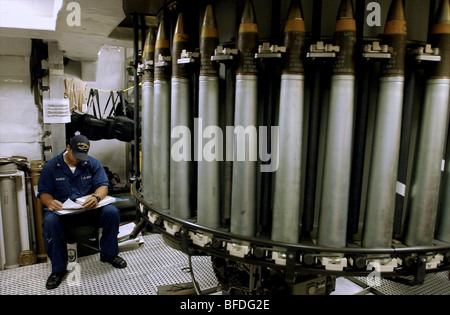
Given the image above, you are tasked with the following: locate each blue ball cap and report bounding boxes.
[69,135,90,161]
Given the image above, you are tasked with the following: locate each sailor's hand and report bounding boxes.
[82,196,99,209]
[48,199,63,211]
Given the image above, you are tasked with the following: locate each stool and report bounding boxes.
[67,225,100,258]
[63,213,100,259]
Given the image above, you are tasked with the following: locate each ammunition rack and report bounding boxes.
[133,183,450,286]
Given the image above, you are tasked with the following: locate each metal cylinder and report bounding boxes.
[405,0,450,246]
[363,77,405,248]
[141,28,155,205]
[197,4,221,229]
[198,76,221,228]
[29,160,46,262]
[222,67,235,224]
[18,250,36,266]
[170,77,191,219]
[141,80,154,204]
[317,0,356,248]
[362,0,407,248]
[317,75,355,248]
[230,0,259,237]
[272,74,304,243]
[0,164,21,269]
[405,78,450,246]
[152,78,171,211]
[170,13,191,220]
[230,74,258,237]
[152,20,171,212]
[271,0,306,244]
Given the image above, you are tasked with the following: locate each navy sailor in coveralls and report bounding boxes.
[38,135,127,289]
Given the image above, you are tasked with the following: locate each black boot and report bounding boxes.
[100,253,127,268]
[46,270,67,290]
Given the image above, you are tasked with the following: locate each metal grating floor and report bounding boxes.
[0,233,219,295]
[352,272,450,295]
[1,232,448,295]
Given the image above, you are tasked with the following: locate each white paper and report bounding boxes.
[55,196,119,215]
[118,222,136,239]
[55,199,84,215]
[76,195,117,208]
[62,198,83,209]
[43,98,71,123]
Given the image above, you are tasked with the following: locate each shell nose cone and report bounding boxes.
[156,20,168,41]
[286,0,304,21]
[337,0,355,20]
[387,0,406,21]
[145,27,156,47]
[436,0,450,24]
[202,4,218,29]
[241,0,257,24]
[143,27,156,61]
[174,13,186,37]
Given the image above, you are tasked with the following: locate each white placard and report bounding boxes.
[43,98,71,124]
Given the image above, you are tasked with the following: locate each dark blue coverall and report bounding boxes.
[38,151,120,273]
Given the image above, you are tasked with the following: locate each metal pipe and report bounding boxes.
[347,64,371,236]
[405,0,450,246]
[363,0,407,248]
[393,61,420,235]
[222,64,236,224]
[140,14,147,55]
[0,167,21,269]
[317,0,356,248]
[272,0,306,244]
[346,0,372,238]
[170,13,191,220]
[302,65,322,236]
[258,0,282,236]
[29,160,47,262]
[301,0,323,237]
[132,13,141,180]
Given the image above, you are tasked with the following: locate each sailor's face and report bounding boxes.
[66,145,82,165]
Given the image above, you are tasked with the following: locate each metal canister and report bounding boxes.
[317,0,357,248]
[29,160,47,262]
[0,162,20,269]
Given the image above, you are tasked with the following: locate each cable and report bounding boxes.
[187,255,202,295]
